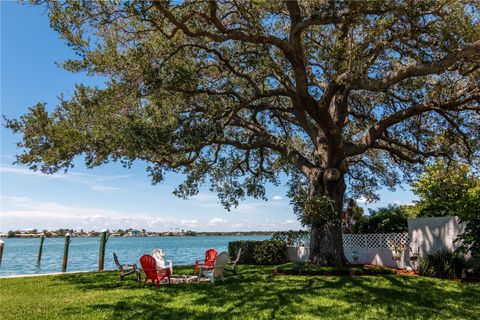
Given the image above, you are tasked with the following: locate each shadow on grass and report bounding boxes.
[54,265,480,319]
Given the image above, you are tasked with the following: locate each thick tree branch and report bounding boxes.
[226,116,315,174]
[379,135,450,160]
[152,1,293,55]
[341,40,480,91]
[285,0,338,148]
[371,141,451,165]
[346,92,480,156]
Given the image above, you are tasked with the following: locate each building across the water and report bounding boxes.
[127,229,142,237]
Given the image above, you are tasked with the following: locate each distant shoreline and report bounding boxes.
[0,231,276,238]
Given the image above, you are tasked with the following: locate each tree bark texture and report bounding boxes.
[308,169,349,266]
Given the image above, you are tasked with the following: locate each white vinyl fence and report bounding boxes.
[287,216,465,269]
[343,233,409,268]
[287,233,409,268]
[408,216,465,257]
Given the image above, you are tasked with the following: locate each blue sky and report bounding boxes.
[0,2,417,232]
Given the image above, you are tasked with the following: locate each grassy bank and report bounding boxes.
[1,265,479,319]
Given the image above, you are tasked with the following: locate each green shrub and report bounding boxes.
[466,256,480,273]
[228,241,256,264]
[228,240,287,265]
[271,230,309,246]
[275,262,394,276]
[418,250,465,279]
[353,205,410,234]
[455,186,480,269]
[253,240,287,265]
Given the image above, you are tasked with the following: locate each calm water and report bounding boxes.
[0,235,269,277]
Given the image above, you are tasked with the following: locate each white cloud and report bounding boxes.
[1,197,227,231]
[229,200,288,215]
[0,196,170,230]
[1,196,121,219]
[231,222,246,229]
[0,164,131,182]
[259,218,302,230]
[90,185,123,193]
[2,196,30,204]
[390,200,414,206]
[207,217,227,226]
[190,193,289,214]
[180,219,199,227]
[0,196,299,232]
[1,163,131,196]
[0,165,62,178]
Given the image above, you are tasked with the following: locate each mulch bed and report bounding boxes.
[355,264,417,276]
[393,268,417,276]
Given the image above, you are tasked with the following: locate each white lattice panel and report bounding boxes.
[366,234,382,248]
[343,233,409,250]
[342,235,352,248]
[343,234,367,248]
[383,233,410,248]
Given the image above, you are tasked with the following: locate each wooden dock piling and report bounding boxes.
[62,233,70,272]
[0,239,4,268]
[98,230,107,272]
[37,234,45,265]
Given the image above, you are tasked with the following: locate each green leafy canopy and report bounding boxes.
[413,160,480,217]
[5,0,480,212]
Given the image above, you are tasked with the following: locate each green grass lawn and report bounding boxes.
[1,265,479,320]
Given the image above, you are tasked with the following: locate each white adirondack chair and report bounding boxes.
[225,248,242,274]
[200,251,229,284]
[151,249,173,274]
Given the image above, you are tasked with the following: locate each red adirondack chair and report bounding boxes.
[194,248,218,274]
[139,254,171,286]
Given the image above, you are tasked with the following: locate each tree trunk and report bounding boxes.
[309,219,345,266]
[308,169,348,266]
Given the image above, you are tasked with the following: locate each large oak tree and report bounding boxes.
[7,0,480,265]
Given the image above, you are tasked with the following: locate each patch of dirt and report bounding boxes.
[360,264,417,276]
[393,269,417,276]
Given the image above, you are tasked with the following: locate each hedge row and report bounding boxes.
[228,240,287,265]
[270,230,310,246]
